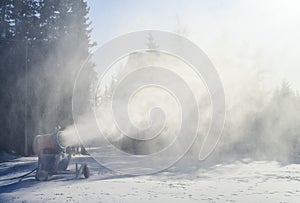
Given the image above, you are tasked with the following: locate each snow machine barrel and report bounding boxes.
[33,131,65,155]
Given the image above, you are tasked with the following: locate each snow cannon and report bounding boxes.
[33,130,89,181]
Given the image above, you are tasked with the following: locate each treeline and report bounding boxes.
[0,0,96,155]
[212,82,300,164]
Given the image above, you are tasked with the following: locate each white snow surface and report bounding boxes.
[1,155,300,203]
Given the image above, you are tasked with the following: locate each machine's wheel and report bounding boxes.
[35,170,48,181]
[82,164,90,178]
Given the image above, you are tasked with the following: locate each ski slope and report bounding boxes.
[1,155,300,202]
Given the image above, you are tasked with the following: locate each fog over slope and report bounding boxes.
[60,0,300,167]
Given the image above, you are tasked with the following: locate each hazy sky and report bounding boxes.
[86,0,300,92]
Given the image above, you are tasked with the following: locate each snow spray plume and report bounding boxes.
[67,0,300,172]
[70,30,225,175]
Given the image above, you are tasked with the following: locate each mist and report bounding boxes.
[61,43,300,168]
[2,0,298,166]
[70,0,300,166]
[2,1,300,202]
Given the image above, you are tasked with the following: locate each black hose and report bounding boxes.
[0,167,37,181]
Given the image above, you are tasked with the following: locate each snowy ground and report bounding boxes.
[1,155,300,203]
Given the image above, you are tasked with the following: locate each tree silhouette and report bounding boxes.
[0,0,95,155]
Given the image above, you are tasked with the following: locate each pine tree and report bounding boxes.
[0,0,15,153]
[146,32,159,49]
[0,0,96,154]
[0,0,14,39]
